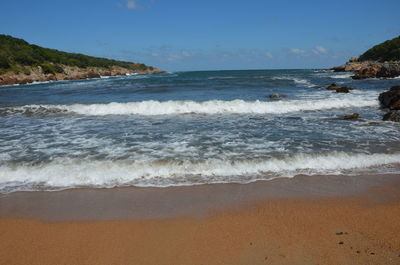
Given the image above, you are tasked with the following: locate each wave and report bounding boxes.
[328,73,353,79]
[292,78,315,87]
[208,76,235,80]
[271,76,315,87]
[1,97,378,116]
[1,152,399,192]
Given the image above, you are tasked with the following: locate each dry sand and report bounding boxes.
[1,174,400,265]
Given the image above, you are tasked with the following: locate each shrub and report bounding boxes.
[359,36,400,62]
[40,63,56,75]
[0,34,155,72]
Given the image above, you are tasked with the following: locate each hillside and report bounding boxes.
[358,36,400,62]
[331,36,400,79]
[0,34,163,85]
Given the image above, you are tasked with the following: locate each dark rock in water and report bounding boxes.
[379,87,400,110]
[268,94,285,99]
[326,83,339,90]
[390,85,400,91]
[339,113,360,120]
[325,83,355,93]
[335,87,350,93]
[367,122,380,126]
[383,110,400,122]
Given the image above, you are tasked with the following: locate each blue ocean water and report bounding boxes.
[0,69,399,192]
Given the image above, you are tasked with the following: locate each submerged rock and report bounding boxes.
[367,122,380,126]
[339,113,360,120]
[268,94,285,99]
[335,87,350,93]
[325,83,355,93]
[383,110,400,122]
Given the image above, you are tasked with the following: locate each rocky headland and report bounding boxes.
[331,60,400,79]
[0,65,164,86]
[0,34,164,86]
[331,36,400,79]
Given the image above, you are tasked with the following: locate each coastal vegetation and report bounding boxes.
[0,34,154,75]
[359,36,400,62]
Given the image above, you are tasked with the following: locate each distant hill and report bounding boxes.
[359,36,400,62]
[0,35,163,86]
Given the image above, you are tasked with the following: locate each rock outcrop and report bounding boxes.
[331,61,400,79]
[383,111,400,122]
[378,85,400,110]
[268,94,285,99]
[0,65,165,86]
[325,83,356,93]
[379,85,400,122]
[339,113,360,120]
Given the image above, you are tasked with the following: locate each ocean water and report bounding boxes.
[0,69,399,193]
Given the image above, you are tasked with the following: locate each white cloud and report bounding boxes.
[153,50,199,62]
[181,50,197,57]
[264,52,273,58]
[313,45,327,55]
[126,0,138,9]
[289,48,306,55]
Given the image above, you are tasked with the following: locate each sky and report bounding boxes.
[1,0,399,71]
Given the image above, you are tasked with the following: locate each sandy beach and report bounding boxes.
[1,173,400,265]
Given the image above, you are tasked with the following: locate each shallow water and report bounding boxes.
[0,69,399,192]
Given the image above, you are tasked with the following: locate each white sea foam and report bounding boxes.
[292,78,315,87]
[329,73,353,79]
[271,76,315,87]
[6,97,378,116]
[1,152,399,192]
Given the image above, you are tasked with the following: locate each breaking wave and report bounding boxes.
[328,73,353,79]
[271,76,316,87]
[1,97,378,116]
[1,152,399,192]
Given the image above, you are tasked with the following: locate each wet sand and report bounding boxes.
[1,174,400,265]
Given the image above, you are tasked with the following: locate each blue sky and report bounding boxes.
[1,0,399,71]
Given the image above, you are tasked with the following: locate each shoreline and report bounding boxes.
[1,173,400,265]
[0,66,165,87]
[0,173,399,221]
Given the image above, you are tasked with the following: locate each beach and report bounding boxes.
[2,2,400,264]
[1,173,400,265]
[1,70,400,264]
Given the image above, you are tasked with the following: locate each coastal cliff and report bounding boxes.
[331,36,400,79]
[0,65,164,86]
[332,61,400,79]
[0,35,164,86]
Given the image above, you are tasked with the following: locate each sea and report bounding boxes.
[0,69,399,193]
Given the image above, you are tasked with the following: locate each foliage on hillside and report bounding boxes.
[359,36,400,62]
[0,34,153,74]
